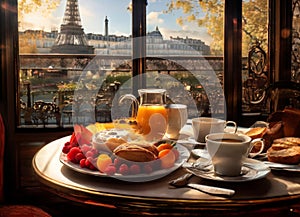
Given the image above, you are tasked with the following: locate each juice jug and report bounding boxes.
[119,89,168,141]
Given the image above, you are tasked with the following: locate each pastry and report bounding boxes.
[113,142,158,162]
[262,121,284,152]
[267,137,300,164]
[104,137,127,151]
[245,127,267,139]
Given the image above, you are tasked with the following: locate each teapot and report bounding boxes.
[119,88,168,141]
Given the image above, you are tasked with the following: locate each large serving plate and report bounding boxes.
[186,158,271,182]
[60,143,190,182]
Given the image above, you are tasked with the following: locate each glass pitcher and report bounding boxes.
[119,88,168,141]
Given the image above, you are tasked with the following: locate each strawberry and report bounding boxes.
[67,147,82,163]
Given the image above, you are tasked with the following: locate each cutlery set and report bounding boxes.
[169,158,236,197]
[168,172,235,196]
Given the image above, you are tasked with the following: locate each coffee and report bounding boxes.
[205,133,265,176]
[192,117,237,143]
[214,138,243,143]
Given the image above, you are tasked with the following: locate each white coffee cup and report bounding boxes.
[165,104,188,139]
[205,133,264,176]
[192,117,237,143]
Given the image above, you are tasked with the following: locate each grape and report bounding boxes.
[118,163,129,175]
[130,164,141,175]
[104,164,116,175]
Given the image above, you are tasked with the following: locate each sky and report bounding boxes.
[20,0,212,45]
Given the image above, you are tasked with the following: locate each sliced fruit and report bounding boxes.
[157,143,173,152]
[172,148,180,161]
[75,125,93,145]
[158,149,176,169]
[73,124,82,134]
[96,154,112,173]
[85,124,98,134]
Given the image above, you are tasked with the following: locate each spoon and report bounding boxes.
[169,173,235,197]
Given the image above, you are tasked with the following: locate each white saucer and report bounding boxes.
[191,149,210,159]
[186,158,270,182]
[187,137,206,146]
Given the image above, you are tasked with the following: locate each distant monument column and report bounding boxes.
[105,16,109,39]
[51,0,94,54]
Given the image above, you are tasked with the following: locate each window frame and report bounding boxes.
[0,0,293,195]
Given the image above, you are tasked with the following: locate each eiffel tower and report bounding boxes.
[51,0,94,54]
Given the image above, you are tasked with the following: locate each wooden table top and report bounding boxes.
[32,127,300,216]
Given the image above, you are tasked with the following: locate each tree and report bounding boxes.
[18,0,60,27]
[18,0,60,53]
[166,0,268,56]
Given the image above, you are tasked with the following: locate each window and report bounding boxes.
[1,0,298,132]
[2,0,298,194]
[16,0,228,128]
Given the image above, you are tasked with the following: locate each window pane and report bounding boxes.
[18,0,132,128]
[241,0,269,113]
[292,0,300,82]
[148,0,225,119]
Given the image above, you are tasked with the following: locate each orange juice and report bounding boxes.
[136,105,167,140]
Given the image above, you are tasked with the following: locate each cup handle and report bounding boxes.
[224,121,237,133]
[248,138,265,158]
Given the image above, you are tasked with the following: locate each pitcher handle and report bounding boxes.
[224,121,237,134]
[119,94,139,119]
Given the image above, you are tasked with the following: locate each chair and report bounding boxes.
[0,114,52,217]
[266,80,300,112]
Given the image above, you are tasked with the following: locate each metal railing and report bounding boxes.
[19,54,255,128]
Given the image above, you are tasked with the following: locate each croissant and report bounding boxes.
[267,137,300,164]
[113,142,158,162]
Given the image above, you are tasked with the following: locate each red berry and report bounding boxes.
[81,144,91,154]
[104,164,116,175]
[114,157,124,168]
[75,152,85,163]
[89,163,97,171]
[85,150,94,158]
[90,148,98,156]
[67,147,81,163]
[118,163,129,175]
[85,158,92,168]
[62,145,71,154]
[130,164,141,175]
[143,164,153,174]
[79,159,86,168]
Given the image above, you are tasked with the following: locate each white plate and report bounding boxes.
[60,143,190,182]
[186,158,271,182]
[263,161,300,172]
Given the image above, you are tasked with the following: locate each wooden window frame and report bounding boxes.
[0,0,293,196]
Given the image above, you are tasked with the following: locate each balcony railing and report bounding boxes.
[19,54,255,128]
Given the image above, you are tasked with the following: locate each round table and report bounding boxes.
[32,129,300,216]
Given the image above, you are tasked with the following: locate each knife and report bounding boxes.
[187,183,235,196]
